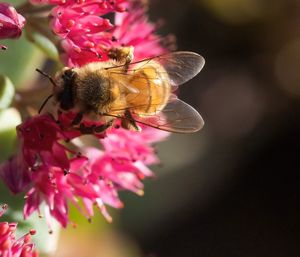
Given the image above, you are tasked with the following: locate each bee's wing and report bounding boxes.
[115,79,140,93]
[129,96,204,133]
[107,51,205,87]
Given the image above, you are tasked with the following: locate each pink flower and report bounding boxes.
[0,3,25,40]
[0,205,38,257]
[112,1,167,60]
[31,0,167,66]
[0,155,31,194]
[16,114,73,172]
[0,0,170,229]
[0,112,168,228]
[49,0,128,66]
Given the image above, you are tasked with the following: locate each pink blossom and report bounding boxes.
[0,3,25,40]
[16,114,73,172]
[112,1,167,60]
[0,0,170,228]
[0,112,168,228]
[33,0,166,66]
[0,205,38,257]
[0,155,31,194]
[30,0,126,7]
[49,0,128,66]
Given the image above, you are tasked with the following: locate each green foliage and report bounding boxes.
[0,75,15,110]
[0,36,44,88]
[0,108,21,162]
[25,27,59,62]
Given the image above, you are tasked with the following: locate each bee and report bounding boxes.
[37,49,205,133]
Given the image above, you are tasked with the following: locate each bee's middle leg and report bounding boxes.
[94,120,113,133]
[121,109,140,131]
[77,120,113,135]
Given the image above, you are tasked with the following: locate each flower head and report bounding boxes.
[0,112,168,228]
[49,0,128,66]
[0,0,170,229]
[29,0,167,66]
[0,155,31,194]
[0,204,38,257]
[0,3,25,40]
[17,114,73,172]
[112,1,167,60]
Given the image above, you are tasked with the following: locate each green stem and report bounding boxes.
[17,2,53,16]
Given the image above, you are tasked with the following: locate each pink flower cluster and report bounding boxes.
[30,0,166,66]
[0,205,38,257]
[0,113,168,228]
[0,0,169,229]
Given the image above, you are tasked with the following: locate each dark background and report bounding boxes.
[119,0,300,256]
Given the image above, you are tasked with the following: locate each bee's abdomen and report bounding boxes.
[126,62,171,114]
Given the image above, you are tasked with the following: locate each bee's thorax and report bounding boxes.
[74,70,113,113]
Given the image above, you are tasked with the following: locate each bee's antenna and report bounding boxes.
[35,68,57,114]
[35,68,57,88]
[38,94,54,114]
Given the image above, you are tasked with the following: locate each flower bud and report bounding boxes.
[0,3,25,39]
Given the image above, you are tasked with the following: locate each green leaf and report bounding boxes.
[26,29,59,62]
[0,36,45,88]
[0,108,21,162]
[0,75,15,110]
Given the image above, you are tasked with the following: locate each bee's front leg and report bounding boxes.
[71,112,83,126]
[77,120,113,135]
[78,123,95,134]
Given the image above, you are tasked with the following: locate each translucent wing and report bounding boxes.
[127,97,204,133]
[107,51,205,88]
[104,51,205,133]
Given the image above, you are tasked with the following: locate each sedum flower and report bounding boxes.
[0,155,31,194]
[0,205,38,257]
[49,0,128,66]
[30,0,166,66]
[0,113,168,228]
[0,0,170,229]
[111,1,167,60]
[16,114,74,172]
[0,2,25,40]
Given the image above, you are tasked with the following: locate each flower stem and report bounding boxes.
[17,2,52,16]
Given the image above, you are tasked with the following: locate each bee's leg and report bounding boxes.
[123,46,134,72]
[71,112,83,126]
[78,123,95,134]
[94,120,114,133]
[122,109,140,131]
[108,46,134,72]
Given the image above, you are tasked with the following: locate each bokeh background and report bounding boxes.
[1,0,300,256]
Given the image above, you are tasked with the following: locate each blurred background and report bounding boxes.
[118,0,300,256]
[1,0,300,256]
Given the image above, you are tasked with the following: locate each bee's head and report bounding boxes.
[54,68,77,111]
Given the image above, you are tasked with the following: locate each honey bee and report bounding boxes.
[37,50,205,133]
